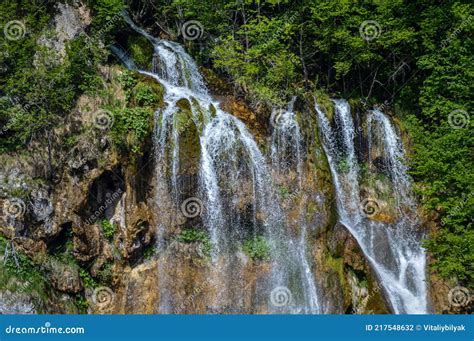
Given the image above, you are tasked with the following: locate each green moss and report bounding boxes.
[243,236,271,261]
[127,34,154,70]
[314,89,334,121]
[135,73,165,108]
[325,254,345,288]
[337,159,350,173]
[176,98,192,112]
[110,70,164,155]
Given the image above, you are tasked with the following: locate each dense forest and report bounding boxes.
[0,0,472,314]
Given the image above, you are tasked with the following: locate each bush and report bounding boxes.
[100,219,116,240]
[176,228,212,257]
[243,236,271,261]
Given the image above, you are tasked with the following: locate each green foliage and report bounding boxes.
[108,71,163,154]
[100,219,116,240]
[212,15,301,105]
[79,269,98,289]
[0,237,48,311]
[243,236,271,261]
[143,245,157,260]
[128,35,153,70]
[75,295,89,314]
[97,262,114,284]
[0,0,109,153]
[111,107,153,154]
[131,82,161,107]
[87,0,126,34]
[176,228,212,257]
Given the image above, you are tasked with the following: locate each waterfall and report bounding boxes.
[315,100,428,313]
[269,98,320,313]
[116,14,323,314]
[270,96,303,187]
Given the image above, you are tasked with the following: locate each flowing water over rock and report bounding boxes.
[315,100,428,313]
[116,14,323,314]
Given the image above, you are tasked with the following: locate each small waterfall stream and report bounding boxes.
[269,98,320,313]
[315,99,428,313]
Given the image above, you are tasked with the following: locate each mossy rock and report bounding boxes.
[176,98,192,112]
[314,89,334,121]
[134,73,165,108]
[173,109,201,175]
[127,34,154,70]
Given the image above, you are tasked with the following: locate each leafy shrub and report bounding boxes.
[79,269,98,288]
[176,228,212,257]
[111,107,153,154]
[100,219,116,240]
[243,236,271,261]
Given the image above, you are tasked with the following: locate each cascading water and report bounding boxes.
[315,99,428,313]
[269,98,320,313]
[116,13,323,313]
[270,97,303,187]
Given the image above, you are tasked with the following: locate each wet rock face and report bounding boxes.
[315,222,390,314]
